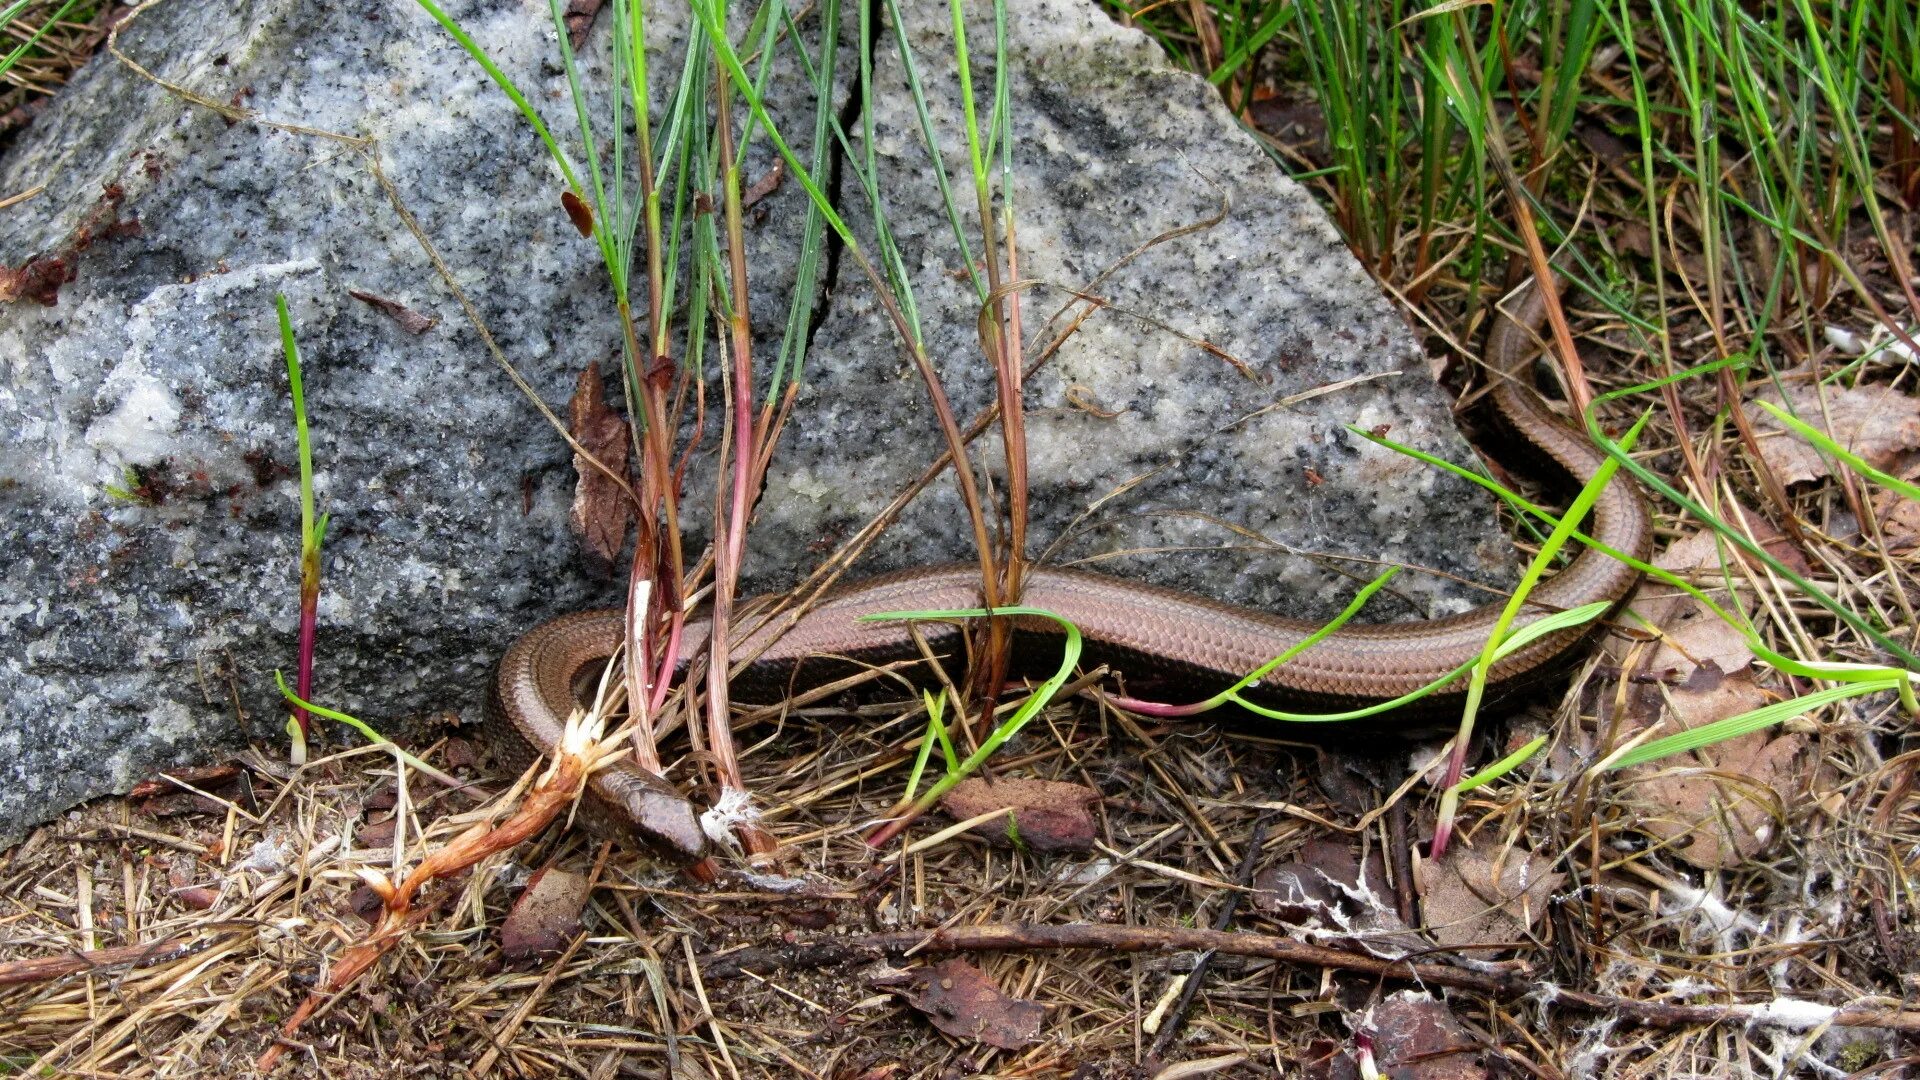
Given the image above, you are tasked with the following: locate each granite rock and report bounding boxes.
[752,0,1518,617]
[0,0,1516,843]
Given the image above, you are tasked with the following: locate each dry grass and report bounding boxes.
[4,545,1918,1078]
[0,1,111,139]
[7,1,1920,1077]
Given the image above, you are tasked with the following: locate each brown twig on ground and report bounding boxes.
[0,925,250,988]
[1143,815,1270,1062]
[700,921,1920,1034]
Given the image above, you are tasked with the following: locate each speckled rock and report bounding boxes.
[749,0,1519,617]
[0,0,1516,844]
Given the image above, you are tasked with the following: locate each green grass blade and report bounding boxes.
[1751,399,1920,502]
[1606,680,1897,771]
[1453,734,1546,796]
[862,606,1085,834]
[410,0,584,197]
[0,0,82,82]
[1587,371,1920,668]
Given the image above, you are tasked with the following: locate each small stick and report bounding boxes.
[699,922,1920,1034]
[0,926,247,987]
[1145,816,1269,1061]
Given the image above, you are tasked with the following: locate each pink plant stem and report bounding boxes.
[649,611,686,717]
[1102,693,1214,718]
[701,62,761,851]
[293,546,320,739]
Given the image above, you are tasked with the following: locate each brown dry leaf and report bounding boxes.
[441,736,478,770]
[1362,992,1488,1080]
[1255,840,1364,923]
[941,777,1098,853]
[130,764,256,819]
[1744,382,1920,486]
[1616,525,1762,680]
[347,288,439,335]
[166,860,221,911]
[1302,1040,1361,1080]
[1876,493,1920,551]
[1616,221,1708,285]
[562,0,604,46]
[874,959,1043,1050]
[355,814,397,849]
[560,189,595,237]
[1416,838,1562,951]
[1872,461,1920,552]
[567,360,631,571]
[1622,674,1806,870]
[500,866,589,963]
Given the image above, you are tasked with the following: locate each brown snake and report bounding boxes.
[486,278,1652,856]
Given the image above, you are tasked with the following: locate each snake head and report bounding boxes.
[595,766,708,861]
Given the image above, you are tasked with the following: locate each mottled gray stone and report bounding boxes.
[0,0,1515,844]
[753,0,1518,616]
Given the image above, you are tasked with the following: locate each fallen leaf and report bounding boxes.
[1614,524,1767,680]
[1616,220,1709,285]
[441,736,478,771]
[348,288,439,335]
[1363,992,1487,1080]
[1620,673,1805,870]
[560,189,595,237]
[500,866,590,963]
[1253,840,1383,922]
[166,860,222,911]
[941,777,1099,853]
[127,763,245,800]
[1872,461,1920,552]
[346,883,385,925]
[355,814,397,849]
[874,959,1043,1050]
[1727,500,1813,579]
[174,885,221,911]
[1302,1039,1361,1080]
[740,161,786,210]
[1416,837,1562,951]
[1877,494,1920,551]
[567,360,631,572]
[562,0,604,46]
[776,902,835,931]
[1253,840,1425,960]
[1745,381,1920,486]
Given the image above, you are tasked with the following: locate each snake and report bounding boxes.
[485,277,1653,858]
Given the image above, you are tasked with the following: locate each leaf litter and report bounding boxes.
[1743,379,1920,487]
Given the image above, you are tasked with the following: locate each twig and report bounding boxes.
[1144,816,1269,1061]
[0,925,250,987]
[699,922,1920,1034]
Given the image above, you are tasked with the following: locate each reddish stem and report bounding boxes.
[293,544,320,740]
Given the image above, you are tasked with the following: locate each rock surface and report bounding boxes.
[0,0,1516,843]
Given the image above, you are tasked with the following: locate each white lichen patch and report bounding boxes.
[85,362,182,471]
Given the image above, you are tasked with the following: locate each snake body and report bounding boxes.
[486,279,1652,856]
